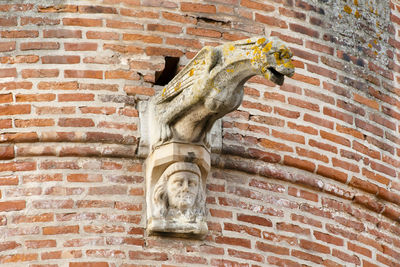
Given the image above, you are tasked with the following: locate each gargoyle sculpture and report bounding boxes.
[145,36,294,237]
[148,36,294,149]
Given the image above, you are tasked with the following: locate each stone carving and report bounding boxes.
[148,36,294,150]
[146,143,209,237]
[145,36,294,237]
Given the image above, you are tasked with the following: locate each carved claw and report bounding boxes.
[160,124,172,142]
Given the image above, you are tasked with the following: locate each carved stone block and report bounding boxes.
[146,142,210,237]
[143,36,294,237]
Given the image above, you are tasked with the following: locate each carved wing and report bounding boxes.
[155,46,217,104]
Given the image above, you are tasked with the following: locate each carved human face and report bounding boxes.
[167,171,199,211]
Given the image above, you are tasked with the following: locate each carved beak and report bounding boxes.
[267,67,285,85]
[264,51,295,86]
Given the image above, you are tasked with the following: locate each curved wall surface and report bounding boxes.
[0,0,399,266]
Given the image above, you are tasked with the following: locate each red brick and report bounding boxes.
[215,236,251,248]
[260,138,293,152]
[20,42,59,50]
[268,256,301,267]
[43,225,79,235]
[106,19,142,30]
[256,241,289,255]
[211,259,249,267]
[288,97,319,111]
[181,2,216,13]
[317,165,348,183]
[291,73,320,85]
[42,55,80,64]
[228,248,264,262]
[241,0,274,11]
[129,251,168,261]
[224,222,261,238]
[33,199,74,209]
[148,24,182,33]
[0,16,17,26]
[64,42,97,51]
[332,249,360,265]
[0,175,18,185]
[15,119,54,127]
[1,55,39,64]
[21,69,59,78]
[255,13,288,28]
[84,225,124,233]
[64,70,102,79]
[20,17,59,26]
[0,68,17,78]
[187,27,221,38]
[58,118,94,127]
[123,33,162,44]
[291,213,322,228]
[37,5,78,13]
[0,200,26,211]
[63,18,101,27]
[1,30,38,38]
[13,213,53,224]
[0,93,12,104]
[162,11,196,24]
[314,231,344,246]
[271,31,303,46]
[0,253,38,264]
[16,94,56,102]
[237,213,272,227]
[320,130,351,147]
[288,122,318,135]
[290,23,319,37]
[166,37,202,49]
[284,155,315,172]
[0,241,20,252]
[0,41,16,52]
[67,174,102,183]
[70,263,108,267]
[292,249,323,264]
[276,222,310,235]
[145,47,184,57]
[78,5,117,13]
[332,158,360,173]
[105,70,140,80]
[86,31,119,40]
[288,187,318,202]
[300,239,330,254]
[43,29,82,38]
[0,104,31,116]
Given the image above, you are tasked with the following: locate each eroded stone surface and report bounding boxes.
[147,36,294,151]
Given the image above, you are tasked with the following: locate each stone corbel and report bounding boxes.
[139,36,294,238]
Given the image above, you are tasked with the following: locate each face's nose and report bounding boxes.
[181,180,189,191]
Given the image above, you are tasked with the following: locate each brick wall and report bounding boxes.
[0,0,399,266]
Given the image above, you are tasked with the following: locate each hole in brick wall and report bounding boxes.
[155,56,180,86]
[197,17,231,27]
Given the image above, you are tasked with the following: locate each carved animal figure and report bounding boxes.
[150,36,295,147]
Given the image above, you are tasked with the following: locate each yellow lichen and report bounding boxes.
[344,5,352,14]
[257,37,266,45]
[368,43,373,48]
[355,10,361,18]
[174,82,181,91]
[284,61,294,69]
[354,0,358,6]
[274,53,284,65]
[189,69,194,76]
